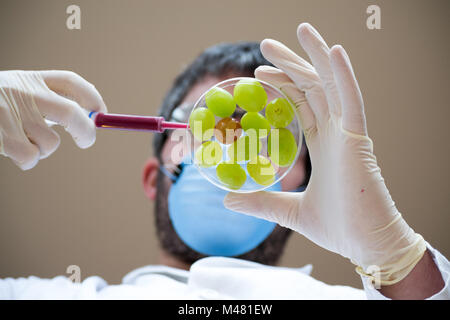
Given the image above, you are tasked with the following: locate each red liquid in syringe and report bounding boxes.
[90,112,188,133]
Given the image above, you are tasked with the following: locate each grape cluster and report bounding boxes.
[189,78,298,190]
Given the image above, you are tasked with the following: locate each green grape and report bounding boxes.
[205,87,236,117]
[233,78,267,112]
[216,161,247,190]
[268,128,297,167]
[265,98,294,128]
[240,112,271,139]
[227,135,262,163]
[189,107,215,141]
[247,155,276,186]
[195,141,223,167]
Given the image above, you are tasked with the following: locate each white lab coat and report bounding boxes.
[1,243,449,299]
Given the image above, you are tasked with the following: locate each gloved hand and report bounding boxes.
[224,23,426,286]
[0,70,107,170]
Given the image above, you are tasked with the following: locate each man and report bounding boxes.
[142,41,310,270]
[0,23,448,299]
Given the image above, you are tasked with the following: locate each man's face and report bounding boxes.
[150,75,307,265]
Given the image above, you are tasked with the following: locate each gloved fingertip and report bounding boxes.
[255,65,272,73]
[297,23,326,50]
[296,23,315,46]
[260,38,275,47]
[297,22,312,36]
[69,124,96,149]
[16,148,40,171]
[39,136,60,159]
[65,110,97,149]
[330,45,348,64]
[38,129,61,159]
[75,134,96,149]
[260,39,281,57]
[330,44,343,54]
[223,192,239,209]
[18,161,38,171]
[255,65,280,76]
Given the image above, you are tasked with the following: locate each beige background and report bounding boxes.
[0,0,449,290]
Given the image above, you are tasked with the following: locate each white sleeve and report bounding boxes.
[0,275,108,299]
[362,243,450,300]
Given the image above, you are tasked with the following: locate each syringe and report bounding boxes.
[88,112,188,133]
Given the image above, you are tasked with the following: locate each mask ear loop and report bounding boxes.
[159,150,192,183]
[159,163,183,182]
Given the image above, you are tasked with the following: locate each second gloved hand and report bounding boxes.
[224,23,426,286]
[0,70,107,170]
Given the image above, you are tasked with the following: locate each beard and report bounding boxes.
[154,171,293,266]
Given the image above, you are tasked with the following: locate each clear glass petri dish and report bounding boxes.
[187,77,302,193]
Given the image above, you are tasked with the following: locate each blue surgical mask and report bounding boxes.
[164,158,280,257]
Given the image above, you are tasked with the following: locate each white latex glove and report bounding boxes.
[0,70,107,170]
[224,23,426,286]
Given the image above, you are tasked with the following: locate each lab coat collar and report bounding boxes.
[122,256,313,285]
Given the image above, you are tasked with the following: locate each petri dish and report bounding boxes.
[187,77,302,193]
